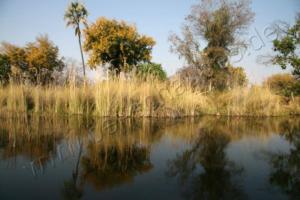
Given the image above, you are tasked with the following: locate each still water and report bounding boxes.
[0,116,299,200]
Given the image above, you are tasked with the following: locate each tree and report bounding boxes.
[1,43,28,82]
[64,1,88,77]
[170,0,254,90]
[25,36,65,84]
[172,65,247,90]
[0,54,10,84]
[0,35,65,84]
[83,17,155,75]
[264,73,300,97]
[209,66,248,90]
[272,14,300,79]
[136,63,167,80]
[227,66,248,88]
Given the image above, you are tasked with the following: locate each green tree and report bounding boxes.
[83,17,155,75]
[137,63,167,80]
[264,73,300,97]
[272,14,300,79]
[64,1,88,77]
[170,0,254,90]
[0,54,10,84]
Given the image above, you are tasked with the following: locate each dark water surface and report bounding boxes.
[0,116,299,200]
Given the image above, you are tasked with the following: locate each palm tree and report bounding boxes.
[64,1,88,77]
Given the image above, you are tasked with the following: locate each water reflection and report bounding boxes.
[167,122,245,200]
[0,116,299,199]
[267,119,300,199]
[62,139,83,200]
[0,117,62,169]
[81,142,152,190]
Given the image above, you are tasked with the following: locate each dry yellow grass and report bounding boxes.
[0,79,209,117]
[214,86,283,116]
[0,81,299,117]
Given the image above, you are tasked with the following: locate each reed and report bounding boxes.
[0,80,299,117]
[214,86,283,116]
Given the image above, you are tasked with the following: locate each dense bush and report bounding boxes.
[136,63,167,81]
[264,73,300,97]
[172,65,247,91]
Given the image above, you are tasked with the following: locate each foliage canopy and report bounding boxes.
[0,35,64,84]
[84,17,155,74]
[136,63,167,81]
[264,73,300,97]
[272,14,300,79]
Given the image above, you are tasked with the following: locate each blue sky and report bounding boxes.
[0,0,299,83]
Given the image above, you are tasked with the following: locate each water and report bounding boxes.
[0,116,299,200]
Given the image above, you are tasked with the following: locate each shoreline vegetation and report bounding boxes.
[1,1,299,118]
[1,79,299,117]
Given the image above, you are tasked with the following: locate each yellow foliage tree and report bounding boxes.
[83,17,155,74]
[1,35,64,84]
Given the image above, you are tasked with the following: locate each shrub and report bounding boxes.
[263,73,299,97]
[171,65,247,91]
[136,63,167,81]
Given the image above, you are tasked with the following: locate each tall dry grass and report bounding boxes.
[0,79,209,117]
[214,86,283,116]
[0,80,299,117]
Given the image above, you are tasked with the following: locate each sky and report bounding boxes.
[0,0,299,83]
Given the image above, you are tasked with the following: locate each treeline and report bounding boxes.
[0,0,299,117]
[0,33,166,85]
[0,1,167,85]
[0,36,64,85]
[1,0,298,92]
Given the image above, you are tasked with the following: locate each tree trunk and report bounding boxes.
[78,32,86,77]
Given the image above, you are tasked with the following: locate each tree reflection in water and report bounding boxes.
[80,143,152,190]
[62,139,84,200]
[2,115,300,199]
[0,117,62,169]
[167,127,245,200]
[80,118,156,191]
[0,116,164,198]
[268,120,300,200]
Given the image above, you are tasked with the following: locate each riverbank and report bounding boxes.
[0,80,299,117]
